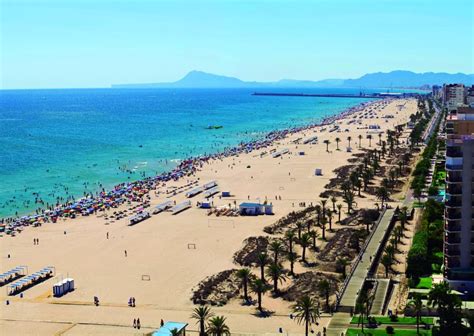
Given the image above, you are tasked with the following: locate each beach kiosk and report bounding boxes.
[152,321,188,336]
[239,202,264,216]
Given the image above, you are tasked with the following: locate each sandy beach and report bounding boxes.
[0,98,418,335]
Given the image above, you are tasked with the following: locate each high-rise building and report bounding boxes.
[467,85,474,106]
[432,85,443,100]
[443,84,466,112]
[444,106,474,293]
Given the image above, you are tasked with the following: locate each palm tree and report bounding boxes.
[381,253,393,278]
[356,300,366,332]
[428,281,451,309]
[315,205,322,227]
[236,268,252,302]
[320,199,327,217]
[407,293,425,334]
[266,263,287,294]
[323,139,330,152]
[358,134,363,148]
[399,206,408,229]
[291,295,321,336]
[309,230,319,249]
[330,196,337,212]
[256,252,268,283]
[206,316,230,336]
[321,217,327,240]
[343,189,355,214]
[191,305,214,336]
[285,230,296,254]
[287,251,298,276]
[251,278,269,312]
[367,134,372,147]
[296,222,303,240]
[336,203,343,222]
[327,210,334,231]
[300,233,311,263]
[170,328,180,336]
[347,136,352,149]
[335,137,341,150]
[269,240,284,265]
[318,279,331,311]
[336,257,349,278]
[376,186,390,208]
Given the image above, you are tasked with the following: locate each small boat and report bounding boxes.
[205,125,223,130]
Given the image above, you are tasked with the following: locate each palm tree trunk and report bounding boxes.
[273,278,278,293]
[200,321,205,336]
[258,292,262,311]
[243,280,248,301]
[302,246,306,262]
[260,265,265,282]
[305,318,309,336]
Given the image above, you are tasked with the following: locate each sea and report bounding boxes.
[0,87,379,218]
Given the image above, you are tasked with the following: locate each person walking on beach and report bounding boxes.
[124,250,127,257]
[136,318,141,330]
[106,232,109,239]
[133,318,136,328]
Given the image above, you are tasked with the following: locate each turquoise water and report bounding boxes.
[0,88,374,218]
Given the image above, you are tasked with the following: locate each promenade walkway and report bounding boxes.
[327,208,397,335]
[338,208,396,310]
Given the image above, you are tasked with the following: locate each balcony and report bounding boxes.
[445,236,461,244]
[446,184,462,195]
[445,248,461,256]
[445,197,462,208]
[446,221,462,232]
[446,147,463,158]
[446,209,462,220]
[445,256,461,268]
[446,171,462,183]
[446,164,463,171]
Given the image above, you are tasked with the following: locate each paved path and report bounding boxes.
[338,208,396,310]
[370,279,390,315]
[327,208,396,335]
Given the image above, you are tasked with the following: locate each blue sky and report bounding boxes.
[1,0,473,89]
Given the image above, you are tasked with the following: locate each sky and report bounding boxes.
[1,0,473,89]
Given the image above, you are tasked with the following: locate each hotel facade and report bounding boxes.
[444,91,474,292]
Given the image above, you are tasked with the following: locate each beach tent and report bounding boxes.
[152,321,188,336]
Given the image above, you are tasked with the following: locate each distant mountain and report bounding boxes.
[112,70,474,89]
[344,70,474,88]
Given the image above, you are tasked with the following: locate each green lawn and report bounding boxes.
[416,277,433,289]
[350,316,434,325]
[346,328,432,336]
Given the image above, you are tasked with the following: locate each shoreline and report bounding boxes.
[0,97,418,334]
[1,98,377,226]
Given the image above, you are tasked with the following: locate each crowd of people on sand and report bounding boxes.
[0,99,387,236]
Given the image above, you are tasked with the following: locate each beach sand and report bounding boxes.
[0,98,418,335]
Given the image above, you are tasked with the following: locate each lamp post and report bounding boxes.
[464,291,468,310]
